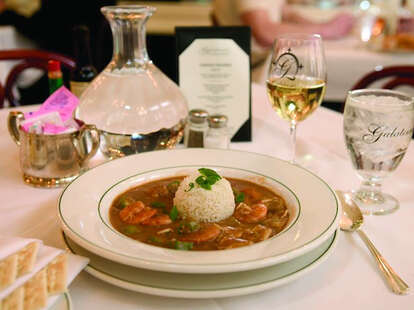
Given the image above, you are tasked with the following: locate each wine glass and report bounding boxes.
[343,89,414,215]
[266,34,327,163]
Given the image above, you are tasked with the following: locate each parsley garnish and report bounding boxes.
[188,221,200,232]
[196,176,212,190]
[177,223,185,235]
[178,221,200,234]
[150,201,166,209]
[174,241,193,251]
[124,225,138,234]
[199,168,221,180]
[118,197,134,210]
[148,236,162,244]
[235,192,245,203]
[169,205,179,221]
[195,168,222,190]
[185,182,195,192]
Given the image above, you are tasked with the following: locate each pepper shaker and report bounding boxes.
[204,114,230,149]
[184,109,209,148]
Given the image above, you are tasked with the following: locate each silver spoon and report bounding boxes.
[336,190,409,295]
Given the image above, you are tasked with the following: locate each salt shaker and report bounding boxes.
[184,109,209,148]
[204,115,230,149]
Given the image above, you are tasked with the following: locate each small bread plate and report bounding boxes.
[62,230,338,299]
[48,291,72,310]
[58,149,339,274]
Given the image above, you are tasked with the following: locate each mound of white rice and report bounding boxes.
[173,171,235,222]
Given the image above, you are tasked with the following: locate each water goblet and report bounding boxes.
[266,33,327,163]
[343,89,414,215]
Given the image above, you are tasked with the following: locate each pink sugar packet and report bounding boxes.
[23,86,80,134]
[24,86,79,122]
[21,111,63,132]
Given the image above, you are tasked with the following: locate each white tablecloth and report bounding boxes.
[253,37,414,103]
[1,83,413,309]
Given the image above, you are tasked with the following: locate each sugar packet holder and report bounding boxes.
[8,110,100,188]
[22,86,80,135]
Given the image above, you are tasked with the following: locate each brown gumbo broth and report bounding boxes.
[109,176,290,251]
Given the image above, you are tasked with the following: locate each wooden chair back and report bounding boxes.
[0,49,75,108]
[351,65,414,90]
[341,65,414,112]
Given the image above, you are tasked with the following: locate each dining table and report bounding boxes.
[0,83,413,309]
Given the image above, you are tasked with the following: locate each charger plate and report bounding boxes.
[58,149,339,273]
[63,230,338,299]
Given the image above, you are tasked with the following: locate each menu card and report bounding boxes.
[176,27,251,141]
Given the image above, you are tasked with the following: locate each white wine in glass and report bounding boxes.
[266,34,327,163]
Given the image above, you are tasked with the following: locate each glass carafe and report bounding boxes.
[75,6,188,158]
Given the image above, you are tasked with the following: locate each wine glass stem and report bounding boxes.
[357,180,384,204]
[290,121,297,164]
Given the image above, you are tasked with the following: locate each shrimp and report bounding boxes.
[180,224,221,243]
[134,207,157,223]
[119,201,157,224]
[261,197,285,212]
[234,203,267,224]
[220,226,243,239]
[262,214,289,230]
[142,214,172,226]
[119,201,145,224]
[243,224,272,242]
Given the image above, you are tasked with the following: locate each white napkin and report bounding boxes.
[45,253,89,309]
[0,236,42,289]
[0,246,63,300]
[1,245,89,309]
[0,236,42,261]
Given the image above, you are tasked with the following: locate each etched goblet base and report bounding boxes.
[351,190,399,216]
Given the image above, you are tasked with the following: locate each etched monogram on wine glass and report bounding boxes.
[266,34,327,163]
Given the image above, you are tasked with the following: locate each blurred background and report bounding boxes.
[1,0,413,110]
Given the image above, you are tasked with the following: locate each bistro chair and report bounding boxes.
[340,65,414,112]
[351,65,414,90]
[0,49,75,108]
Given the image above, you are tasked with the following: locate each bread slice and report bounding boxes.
[0,246,65,310]
[46,253,67,295]
[17,243,39,277]
[0,255,18,290]
[0,238,41,289]
[23,269,47,310]
[0,286,24,310]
